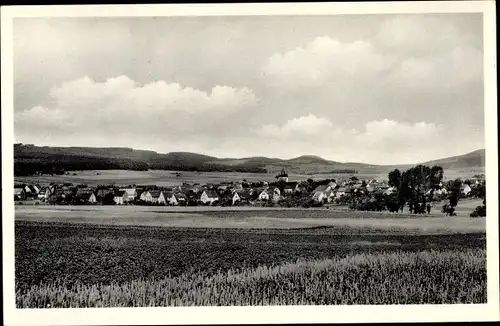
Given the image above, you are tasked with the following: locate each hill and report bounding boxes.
[421,149,485,170]
[13,143,485,176]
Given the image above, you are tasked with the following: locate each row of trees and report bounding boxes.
[378,165,485,216]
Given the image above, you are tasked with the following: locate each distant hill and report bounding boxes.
[13,143,485,176]
[421,149,485,170]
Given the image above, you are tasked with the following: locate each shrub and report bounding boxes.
[470,205,486,218]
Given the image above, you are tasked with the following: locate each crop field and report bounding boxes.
[15,203,486,233]
[15,217,486,307]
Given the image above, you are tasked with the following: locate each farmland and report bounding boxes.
[15,221,485,307]
[14,201,485,233]
[14,167,484,187]
[14,204,486,307]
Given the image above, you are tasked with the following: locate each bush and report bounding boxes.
[470,205,486,218]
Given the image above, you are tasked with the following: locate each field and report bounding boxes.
[14,167,484,187]
[14,203,486,307]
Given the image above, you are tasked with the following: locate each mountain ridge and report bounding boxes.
[13,143,485,176]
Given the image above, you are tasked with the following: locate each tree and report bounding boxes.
[388,169,402,188]
[392,165,436,214]
[446,178,462,209]
[426,165,444,206]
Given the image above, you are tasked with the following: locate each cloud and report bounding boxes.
[13,15,485,164]
[252,116,470,164]
[15,76,259,137]
[262,37,393,89]
[257,114,334,138]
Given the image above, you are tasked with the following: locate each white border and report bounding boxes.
[2,2,498,325]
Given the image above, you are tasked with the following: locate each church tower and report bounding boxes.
[276,166,289,183]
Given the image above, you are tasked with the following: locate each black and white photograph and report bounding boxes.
[2,1,498,325]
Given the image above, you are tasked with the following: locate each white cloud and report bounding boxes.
[253,116,461,164]
[257,114,335,139]
[13,15,485,164]
[262,31,481,92]
[263,36,393,89]
[15,76,259,137]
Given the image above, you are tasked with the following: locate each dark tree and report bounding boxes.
[388,169,402,188]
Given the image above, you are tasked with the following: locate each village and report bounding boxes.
[14,167,485,213]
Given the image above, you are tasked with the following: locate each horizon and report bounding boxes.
[13,14,485,165]
[14,142,485,167]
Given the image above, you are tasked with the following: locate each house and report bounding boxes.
[140,190,153,202]
[23,185,32,196]
[217,185,229,192]
[335,187,347,198]
[325,190,336,203]
[157,191,168,205]
[258,189,271,201]
[294,182,308,194]
[191,184,203,194]
[352,184,363,194]
[38,187,52,200]
[148,190,162,203]
[460,184,472,196]
[232,191,241,205]
[74,188,97,204]
[283,185,295,194]
[26,185,40,198]
[169,193,187,206]
[232,190,251,205]
[49,189,65,203]
[312,185,330,202]
[113,191,127,205]
[96,188,114,201]
[312,191,326,202]
[258,187,281,201]
[232,183,244,192]
[62,189,75,199]
[200,190,219,205]
[120,188,137,202]
[14,187,26,201]
[384,186,397,196]
[328,181,337,189]
[365,184,375,193]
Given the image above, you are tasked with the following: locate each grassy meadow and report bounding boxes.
[15,200,486,233]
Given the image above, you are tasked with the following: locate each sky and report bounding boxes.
[13,13,485,165]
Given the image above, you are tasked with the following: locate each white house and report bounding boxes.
[38,187,52,200]
[258,187,280,201]
[335,187,347,198]
[14,187,26,201]
[460,184,472,196]
[120,188,137,202]
[169,193,187,206]
[149,190,162,203]
[325,190,336,203]
[384,186,397,196]
[140,191,153,202]
[283,185,295,194]
[88,193,97,203]
[232,192,241,205]
[200,190,219,205]
[158,192,168,205]
[327,181,337,189]
[113,191,127,205]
